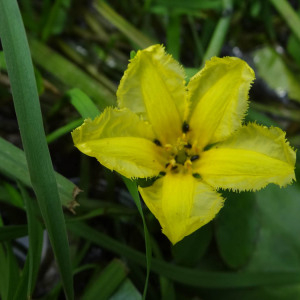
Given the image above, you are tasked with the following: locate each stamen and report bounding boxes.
[182,121,189,133]
[190,155,199,162]
[184,160,192,167]
[192,173,201,179]
[184,143,192,149]
[159,171,166,176]
[153,139,162,146]
[171,165,178,170]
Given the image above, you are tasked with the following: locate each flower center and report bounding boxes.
[154,122,202,178]
[165,145,199,174]
[175,149,188,165]
[156,145,200,175]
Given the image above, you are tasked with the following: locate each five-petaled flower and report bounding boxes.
[72,45,296,244]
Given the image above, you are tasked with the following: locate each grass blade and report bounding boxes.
[0,225,28,242]
[110,279,142,300]
[0,182,24,209]
[68,221,300,288]
[0,1,74,298]
[202,0,233,64]
[94,0,155,49]
[0,217,20,300]
[13,184,44,300]
[166,14,181,60]
[81,259,128,300]
[67,88,100,119]
[57,40,117,93]
[0,136,79,209]
[29,37,115,110]
[46,118,83,144]
[41,0,71,41]
[269,0,300,42]
[123,178,152,300]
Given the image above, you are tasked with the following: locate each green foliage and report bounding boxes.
[215,191,259,269]
[81,259,128,300]
[0,1,73,299]
[13,184,43,300]
[1,0,300,299]
[254,46,300,103]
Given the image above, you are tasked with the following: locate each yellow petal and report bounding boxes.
[188,57,255,149]
[72,107,165,178]
[197,123,296,191]
[117,44,187,144]
[139,173,224,244]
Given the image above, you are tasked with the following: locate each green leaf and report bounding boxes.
[246,184,300,272]
[253,46,300,103]
[172,223,212,266]
[34,67,45,95]
[3,243,20,300]
[0,51,44,95]
[166,14,181,60]
[215,191,260,269]
[122,178,152,300]
[41,0,71,41]
[0,182,24,208]
[269,0,300,43]
[246,107,278,127]
[130,50,137,59]
[13,184,44,300]
[0,217,21,300]
[185,68,199,81]
[0,1,74,298]
[94,1,156,49]
[239,183,300,298]
[201,0,233,64]
[110,279,142,300]
[0,51,7,69]
[200,284,300,300]
[68,221,300,288]
[81,259,128,300]
[0,225,28,242]
[150,0,222,15]
[287,34,300,66]
[29,38,115,110]
[0,136,79,209]
[67,88,101,120]
[46,118,83,144]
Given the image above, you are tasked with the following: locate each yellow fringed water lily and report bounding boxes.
[72,45,296,244]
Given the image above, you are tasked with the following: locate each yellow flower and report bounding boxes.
[72,45,296,244]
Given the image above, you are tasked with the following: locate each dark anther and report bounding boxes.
[182,121,189,133]
[184,143,192,149]
[153,139,162,146]
[159,171,166,176]
[192,173,201,179]
[190,155,199,162]
[165,163,170,168]
[171,165,178,170]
